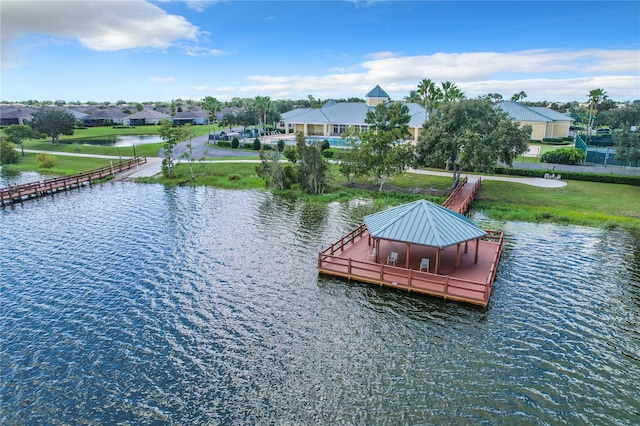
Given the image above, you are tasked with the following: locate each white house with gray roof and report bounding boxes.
[123,109,171,126]
[498,101,574,140]
[279,85,427,142]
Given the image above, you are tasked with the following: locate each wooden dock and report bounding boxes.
[1,157,147,206]
[317,176,505,307]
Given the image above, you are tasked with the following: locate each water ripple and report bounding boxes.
[1,184,639,424]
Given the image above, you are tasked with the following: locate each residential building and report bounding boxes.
[498,101,574,140]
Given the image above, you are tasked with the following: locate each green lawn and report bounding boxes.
[475,179,640,229]
[2,153,116,176]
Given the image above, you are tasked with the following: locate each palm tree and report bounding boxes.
[417,79,435,112]
[440,81,464,103]
[587,88,608,139]
[254,96,271,133]
[202,96,222,140]
[511,91,527,102]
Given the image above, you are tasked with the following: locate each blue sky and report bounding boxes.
[2,1,639,103]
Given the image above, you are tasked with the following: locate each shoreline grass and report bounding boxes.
[1,153,115,176]
[3,147,638,230]
[139,163,640,231]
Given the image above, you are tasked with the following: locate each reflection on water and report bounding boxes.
[67,134,162,146]
[0,168,51,186]
[1,183,639,424]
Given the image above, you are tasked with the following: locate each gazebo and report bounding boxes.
[363,199,487,274]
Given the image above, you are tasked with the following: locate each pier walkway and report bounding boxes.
[1,157,147,206]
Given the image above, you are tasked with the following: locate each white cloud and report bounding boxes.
[183,45,231,57]
[1,0,200,68]
[239,49,640,101]
[150,77,175,83]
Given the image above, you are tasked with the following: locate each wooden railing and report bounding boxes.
[442,176,468,209]
[481,229,504,300]
[317,251,493,304]
[1,157,147,205]
[319,223,368,257]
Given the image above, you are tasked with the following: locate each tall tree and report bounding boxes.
[29,107,75,143]
[202,96,222,140]
[158,118,185,177]
[416,98,530,189]
[614,127,640,167]
[403,90,423,104]
[480,93,504,103]
[359,102,415,191]
[254,96,271,132]
[180,124,197,179]
[3,124,42,156]
[599,103,640,130]
[440,81,464,103]
[417,79,436,112]
[511,91,528,102]
[297,139,331,194]
[587,88,608,139]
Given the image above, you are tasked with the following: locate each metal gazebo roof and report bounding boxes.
[363,199,487,249]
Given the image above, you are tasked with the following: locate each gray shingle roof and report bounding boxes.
[126,109,171,119]
[364,199,487,249]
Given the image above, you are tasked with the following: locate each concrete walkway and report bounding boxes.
[15,149,567,187]
[407,168,567,188]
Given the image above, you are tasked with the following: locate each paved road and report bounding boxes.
[169,129,258,160]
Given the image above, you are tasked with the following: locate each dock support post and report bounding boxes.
[475,238,480,264]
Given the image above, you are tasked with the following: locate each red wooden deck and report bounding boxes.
[1,157,147,206]
[317,176,504,307]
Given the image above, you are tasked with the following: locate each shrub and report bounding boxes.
[282,163,297,189]
[227,174,241,181]
[263,144,273,150]
[323,148,337,158]
[540,147,585,165]
[36,153,56,168]
[0,139,19,164]
[253,138,261,150]
[277,139,285,152]
[217,141,231,147]
[231,137,239,149]
[542,137,572,145]
[243,143,254,149]
[320,139,331,151]
[283,145,298,163]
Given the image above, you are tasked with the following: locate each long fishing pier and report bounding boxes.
[1,157,147,206]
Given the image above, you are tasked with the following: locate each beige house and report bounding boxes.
[279,85,427,142]
[498,101,574,140]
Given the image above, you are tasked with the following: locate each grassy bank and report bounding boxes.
[1,153,115,176]
[475,180,640,229]
[141,162,640,230]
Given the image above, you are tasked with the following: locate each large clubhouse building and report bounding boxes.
[278,86,427,141]
[279,85,573,142]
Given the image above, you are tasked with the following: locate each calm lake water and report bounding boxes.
[1,183,639,424]
[68,135,162,147]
